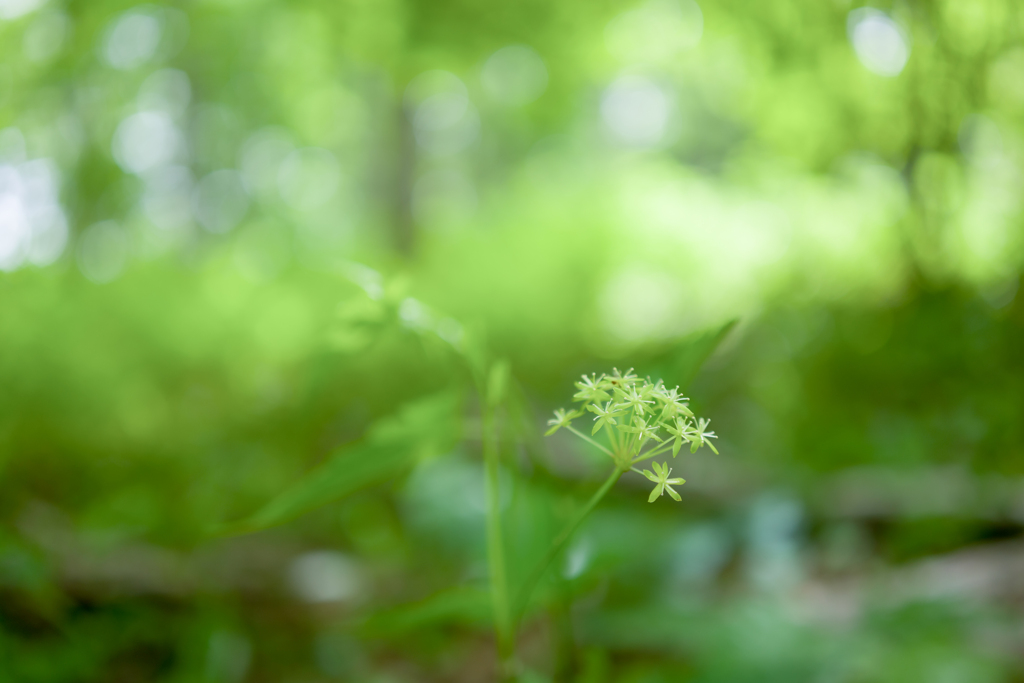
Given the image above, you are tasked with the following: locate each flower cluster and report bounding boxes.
[546,368,718,502]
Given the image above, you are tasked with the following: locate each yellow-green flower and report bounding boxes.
[642,461,685,502]
[623,415,661,446]
[621,386,653,416]
[573,374,611,403]
[663,418,689,457]
[657,386,693,420]
[544,368,720,504]
[587,401,624,435]
[545,408,578,436]
[685,417,718,454]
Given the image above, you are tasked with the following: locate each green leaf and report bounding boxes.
[637,319,738,391]
[220,391,462,535]
[486,358,511,408]
[327,293,390,353]
[359,586,492,637]
[669,319,736,387]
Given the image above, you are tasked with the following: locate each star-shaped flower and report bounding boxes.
[621,386,653,416]
[642,461,685,502]
[545,408,579,436]
[663,418,690,457]
[658,386,694,420]
[587,401,625,435]
[623,415,662,446]
[573,374,611,404]
[685,417,719,454]
[606,367,638,390]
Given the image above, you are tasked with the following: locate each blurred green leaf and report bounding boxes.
[642,319,738,391]
[224,391,462,535]
[486,358,511,407]
[359,586,492,637]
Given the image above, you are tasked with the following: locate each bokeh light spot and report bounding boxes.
[481,45,548,106]
[848,8,909,77]
[606,0,704,64]
[103,8,163,70]
[289,551,362,604]
[112,111,181,174]
[26,204,67,266]
[0,0,45,21]
[601,75,675,147]
[0,155,67,271]
[0,179,30,271]
[192,170,249,234]
[406,71,479,156]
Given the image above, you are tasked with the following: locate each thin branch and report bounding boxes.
[632,441,674,464]
[565,426,613,456]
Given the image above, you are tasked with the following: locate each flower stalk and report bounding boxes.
[514,368,720,630]
[482,361,514,676]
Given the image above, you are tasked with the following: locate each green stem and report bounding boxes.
[483,405,514,669]
[565,425,614,457]
[607,422,621,454]
[513,465,624,630]
[632,441,674,464]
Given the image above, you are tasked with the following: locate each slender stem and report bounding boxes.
[483,404,514,669]
[607,422,621,454]
[513,466,624,630]
[566,425,613,456]
[626,425,639,458]
[632,441,674,464]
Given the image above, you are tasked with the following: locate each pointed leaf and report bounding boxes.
[486,359,510,408]
[628,319,737,391]
[220,391,461,535]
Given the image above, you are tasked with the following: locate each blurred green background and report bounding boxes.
[2,0,1024,680]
